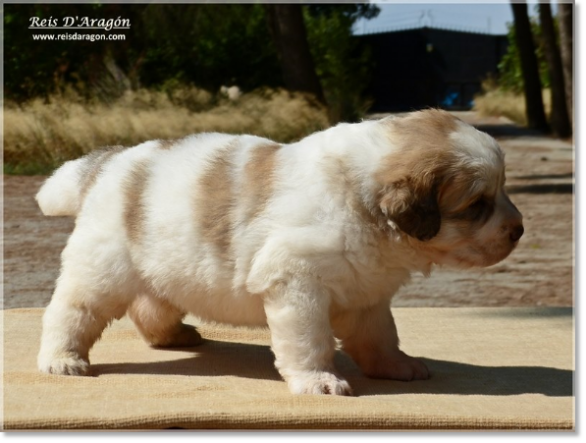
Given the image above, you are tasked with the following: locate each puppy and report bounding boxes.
[36,109,523,395]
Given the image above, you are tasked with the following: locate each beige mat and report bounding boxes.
[1,307,574,430]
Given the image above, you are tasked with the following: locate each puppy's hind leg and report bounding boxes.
[128,293,202,348]
[38,275,134,376]
[38,224,142,376]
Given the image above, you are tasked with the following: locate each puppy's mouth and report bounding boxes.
[459,241,520,268]
[427,240,520,269]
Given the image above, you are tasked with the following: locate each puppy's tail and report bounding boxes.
[36,157,89,216]
[36,148,121,216]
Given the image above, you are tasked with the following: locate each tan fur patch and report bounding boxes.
[79,146,124,200]
[386,108,459,139]
[196,143,237,258]
[242,143,281,223]
[378,109,465,201]
[124,160,151,243]
[158,139,178,150]
[439,172,486,214]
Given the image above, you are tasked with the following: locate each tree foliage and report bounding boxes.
[498,14,554,93]
[304,4,379,122]
[138,4,282,92]
[4,3,282,100]
[4,2,379,122]
[4,3,133,100]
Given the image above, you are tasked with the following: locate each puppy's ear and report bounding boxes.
[379,178,441,241]
[376,110,460,241]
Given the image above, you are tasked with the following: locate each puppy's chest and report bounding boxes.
[333,247,412,307]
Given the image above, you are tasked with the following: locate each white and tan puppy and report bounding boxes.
[36,109,523,395]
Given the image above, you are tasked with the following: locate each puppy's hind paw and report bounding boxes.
[152,323,204,348]
[289,371,353,396]
[170,324,204,347]
[362,351,430,381]
[38,354,91,376]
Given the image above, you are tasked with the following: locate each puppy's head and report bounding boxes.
[376,109,523,268]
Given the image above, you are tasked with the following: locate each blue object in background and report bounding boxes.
[441,91,460,107]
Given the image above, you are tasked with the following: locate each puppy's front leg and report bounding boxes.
[332,300,429,381]
[264,279,352,396]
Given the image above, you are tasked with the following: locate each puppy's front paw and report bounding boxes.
[288,371,353,396]
[363,351,429,381]
[38,353,91,376]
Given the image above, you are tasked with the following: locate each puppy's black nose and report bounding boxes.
[510,225,524,242]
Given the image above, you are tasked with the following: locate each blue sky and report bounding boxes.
[354,1,556,36]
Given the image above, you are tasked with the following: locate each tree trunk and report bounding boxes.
[558,2,573,125]
[511,1,549,132]
[539,2,571,137]
[265,4,325,104]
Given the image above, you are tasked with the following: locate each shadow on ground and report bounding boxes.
[349,357,573,398]
[92,338,573,398]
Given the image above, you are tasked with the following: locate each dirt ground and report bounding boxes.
[2,111,574,309]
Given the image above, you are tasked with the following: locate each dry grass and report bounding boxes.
[4,87,329,174]
[473,83,551,126]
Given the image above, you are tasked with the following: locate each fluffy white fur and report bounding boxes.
[37,110,523,395]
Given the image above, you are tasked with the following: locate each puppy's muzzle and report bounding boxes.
[502,194,524,244]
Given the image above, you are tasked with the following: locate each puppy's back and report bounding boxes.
[35,134,240,218]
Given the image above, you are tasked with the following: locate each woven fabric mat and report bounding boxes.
[1,307,574,430]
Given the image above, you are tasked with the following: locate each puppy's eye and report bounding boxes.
[469,198,485,211]
[461,196,494,222]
